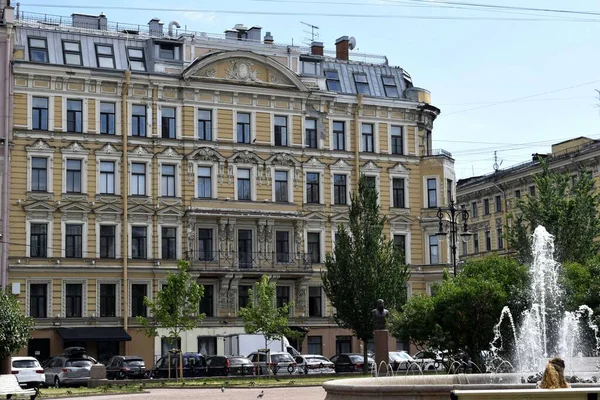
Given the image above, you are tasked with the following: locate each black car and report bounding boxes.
[151,352,207,378]
[206,356,256,377]
[329,353,375,373]
[105,356,147,380]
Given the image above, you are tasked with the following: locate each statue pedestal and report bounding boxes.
[374,329,389,375]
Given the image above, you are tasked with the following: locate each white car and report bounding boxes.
[294,354,335,375]
[11,356,44,388]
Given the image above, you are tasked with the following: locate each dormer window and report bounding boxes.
[96,44,115,69]
[325,71,341,92]
[62,41,82,66]
[302,61,317,75]
[127,48,146,71]
[382,76,399,97]
[157,42,179,60]
[354,73,370,95]
[28,38,48,63]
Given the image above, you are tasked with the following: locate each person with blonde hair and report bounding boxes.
[538,357,570,389]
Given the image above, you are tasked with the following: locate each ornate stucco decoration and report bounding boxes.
[130,145,152,157]
[227,150,265,184]
[388,162,410,174]
[330,159,353,171]
[187,147,226,184]
[265,153,301,187]
[361,161,381,172]
[95,143,119,155]
[198,67,216,78]
[62,142,88,154]
[302,157,327,169]
[27,139,53,152]
[225,60,261,82]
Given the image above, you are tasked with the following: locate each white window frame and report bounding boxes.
[426,282,440,297]
[271,166,294,203]
[360,121,379,153]
[195,162,218,199]
[271,114,293,147]
[307,285,325,318]
[62,97,88,134]
[273,227,295,260]
[129,223,153,259]
[329,119,351,152]
[157,160,182,198]
[194,107,218,141]
[233,110,256,144]
[388,123,409,156]
[391,230,411,264]
[26,219,54,258]
[361,172,380,204]
[305,228,325,264]
[158,224,182,260]
[128,279,152,318]
[195,223,218,259]
[62,154,88,194]
[96,222,122,259]
[26,279,52,318]
[426,233,440,265]
[95,100,122,135]
[128,102,152,137]
[275,282,294,314]
[302,117,321,150]
[96,279,122,318]
[389,172,409,209]
[423,176,439,208]
[236,225,257,254]
[129,158,152,196]
[27,94,55,131]
[157,103,182,139]
[27,151,54,192]
[198,280,218,316]
[62,279,87,318]
[96,156,121,195]
[330,171,351,206]
[234,165,257,201]
[303,169,325,205]
[61,220,88,258]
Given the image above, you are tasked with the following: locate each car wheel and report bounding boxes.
[118,371,125,380]
[287,364,295,374]
[54,376,61,388]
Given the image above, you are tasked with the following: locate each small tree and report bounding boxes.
[322,175,410,373]
[137,260,204,378]
[238,274,296,375]
[0,289,34,374]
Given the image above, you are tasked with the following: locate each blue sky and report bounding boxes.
[22,0,600,178]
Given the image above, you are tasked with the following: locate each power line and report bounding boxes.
[437,96,596,106]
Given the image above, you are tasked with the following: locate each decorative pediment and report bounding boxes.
[94,203,122,214]
[61,142,88,154]
[388,162,410,174]
[157,206,185,218]
[330,159,353,171]
[265,153,300,167]
[303,157,327,169]
[389,214,413,225]
[157,146,182,159]
[24,201,56,214]
[304,211,328,221]
[228,150,263,165]
[26,139,53,152]
[331,213,350,223]
[187,147,226,163]
[59,202,91,214]
[361,161,381,172]
[128,204,155,215]
[182,51,308,91]
[129,145,152,157]
[95,144,120,155]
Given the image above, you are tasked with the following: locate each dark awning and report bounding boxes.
[57,327,132,341]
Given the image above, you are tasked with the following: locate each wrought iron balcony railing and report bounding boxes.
[185,251,314,272]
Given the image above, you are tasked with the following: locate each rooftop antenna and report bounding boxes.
[493,151,503,172]
[301,21,320,46]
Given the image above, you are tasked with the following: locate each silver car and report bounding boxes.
[43,356,95,387]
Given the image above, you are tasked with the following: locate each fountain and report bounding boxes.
[323,226,600,400]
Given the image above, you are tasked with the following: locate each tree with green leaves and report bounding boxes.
[0,289,34,374]
[322,175,410,374]
[507,161,600,264]
[238,274,296,375]
[389,255,529,371]
[137,260,204,378]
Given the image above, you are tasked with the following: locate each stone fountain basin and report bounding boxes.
[322,373,600,400]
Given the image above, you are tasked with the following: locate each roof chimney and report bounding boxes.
[148,18,164,37]
[311,41,324,56]
[335,36,349,61]
[264,31,274,44]
[98,13,107,31]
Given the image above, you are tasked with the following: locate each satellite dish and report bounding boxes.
[348,36,357,50]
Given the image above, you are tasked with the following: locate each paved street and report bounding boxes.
[65,387,327,400]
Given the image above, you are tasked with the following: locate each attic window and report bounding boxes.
[96,44,115,69]
[353,73,370,95]
[28,37,48,63]
[127,48,146,71]
[382,76,399,97]
[158,42,179,60]
[325,70,341,92]
[302,61,317,75]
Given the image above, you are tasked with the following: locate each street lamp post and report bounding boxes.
[436,199,472,277]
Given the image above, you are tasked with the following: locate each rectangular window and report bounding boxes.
[159,42,177,59]
[485,230,492,251]
[497,228,504,249]
[274,116,288,146]
[99,161,115,194]
[302,61,317,75]
[31,157,48,192]
[131,163,146,196]
[354,73,370,95]
[132,105,146,137]
[96,44,115,68]
[100,102,116,135]
[462,240,468,256]
[199,285,214,317]
[197,167,212,198]
[391,125,403,155]
[62,41,82,66]
[529,186,536,196]
[66,100,83,133]
[65,284,82,318]
[275,171,288,202]
[471,201,478,218]
[66,159,82,193]
[275,231,289,263]
[427,178,437,208]
[394,235,406,257]
[238,230,253,268]
[429,235,439,264]
[308,286,322,317]
[362,123,374,153]
[161,164,176,197]
[392,178,405,208]
[161,227,177,260]
[307,232,321,263]
[99,284,116,317]
[131,284,147,317]
[132,226,147,259]
[325,70,341,91]
[28,37,48,63]
[65,224,82,258]
[161,107,176,139]
[382,76,399,97]
[447,179,453,205]
[237,168,251,200]
[29,284,47,318]
[238,285,251,310]
[495,195,502,212]
[127,48,146,71]
[333,121,345,151]
[305,119,317,148]
[30,223,47,258]
[515,189,521,199]
[484,199,490,215]
[198,229,213,261]
[32,97,49,131]
[198,110,212,141]
[307,336,323,355]
[276,286,290,309]
[473,233,480,254]
[306,172,320,204]
[99,225,115,259]
[237,112,251,143]
[333,174,347,205]
[365,176,377,192]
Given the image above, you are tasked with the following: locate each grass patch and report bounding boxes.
[142,374,371,388]
[37,385,143,398]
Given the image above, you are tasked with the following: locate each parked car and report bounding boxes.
[389,351,419,371]
[247,351,297,375]
[412,350,446,371]
[105,356,147,380]
[150,352,207,378]
[42,348,96,388]
[206,355,256,376]
[294,354,335,375]
[329,353,375,373]
[11,356,44,388]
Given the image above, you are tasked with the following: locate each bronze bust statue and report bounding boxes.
[372,299,389,330]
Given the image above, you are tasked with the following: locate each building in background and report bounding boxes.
[457,137,600,260]
[10,8,454,364]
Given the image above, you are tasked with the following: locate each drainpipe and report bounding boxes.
[491,182,509,252]
[122,70,131,350]
[353,94,363,187]
[1,23,12,289]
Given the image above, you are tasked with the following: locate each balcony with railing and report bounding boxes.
[185,250,314,274]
